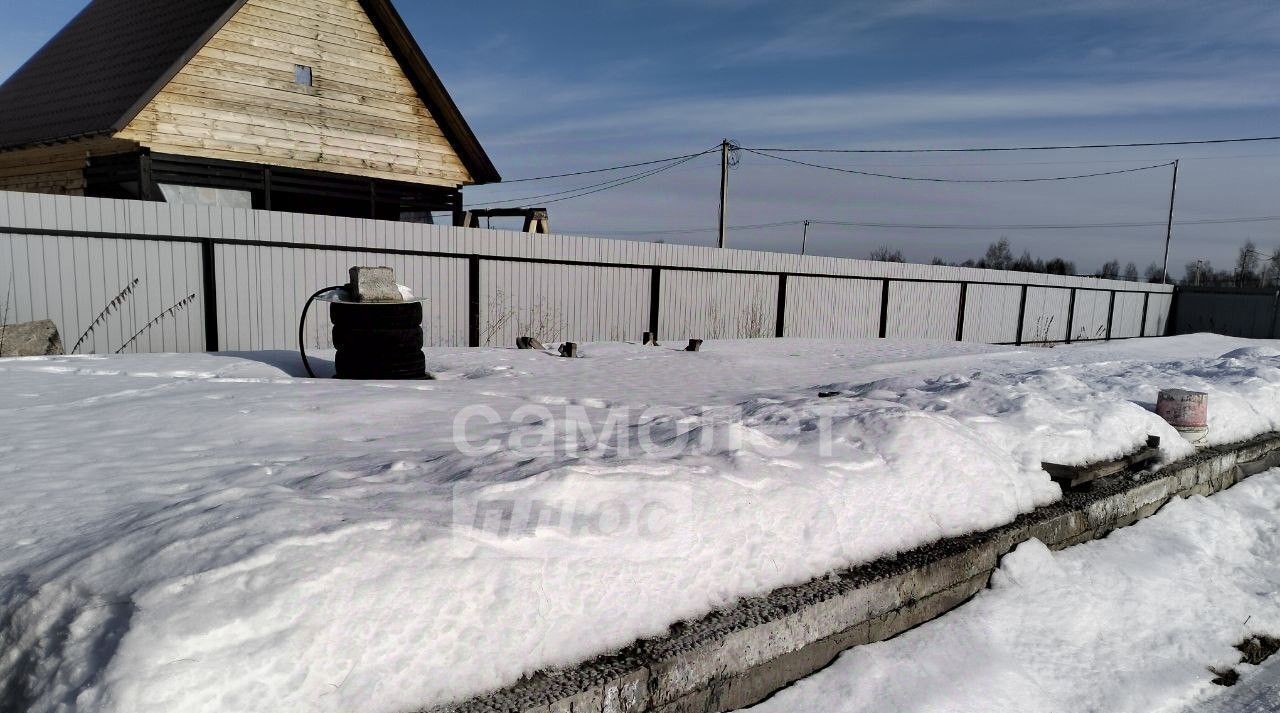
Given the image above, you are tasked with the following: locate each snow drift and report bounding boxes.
[0,335,1277,712]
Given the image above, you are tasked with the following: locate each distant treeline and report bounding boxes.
[1182,240,1280,288]
[869,238,1280,286]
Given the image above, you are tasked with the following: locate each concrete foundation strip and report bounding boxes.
[428,434,1280,713]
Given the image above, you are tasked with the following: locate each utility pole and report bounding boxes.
[718,139,730,249]
[1161,159,1179,284]
[801,220,811,255]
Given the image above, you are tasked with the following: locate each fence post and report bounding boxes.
[879,279,891,339]
[200,239,219,352]
[1271,290,1280,339]
[649,267,662,340]
[775,273,788,338]
[1064,288,1077,344]
[468,256,481,347]
[1139,292,1150,338]
[1015,285,1028,346]
[1105,290,1117,341]
[955,282,968,342]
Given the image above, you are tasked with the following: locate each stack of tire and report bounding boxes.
[330,301,427,380]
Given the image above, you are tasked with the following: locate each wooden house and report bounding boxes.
[0,0,500,220]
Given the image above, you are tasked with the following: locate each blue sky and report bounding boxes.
[3,0,1280,274]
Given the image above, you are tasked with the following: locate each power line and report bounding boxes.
[466,152,716,208]
[742,148,1176,183]
[812,216,1280,229]
[527,152,712,207]
[495,148,720,183]
[599,221,804,236]
[748,135,1280,154]
[591,214,1280,237]
[789,152,1280,169]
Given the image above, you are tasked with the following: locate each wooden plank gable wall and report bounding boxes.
[116,0,474,187]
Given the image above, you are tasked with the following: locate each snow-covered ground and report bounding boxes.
[749,468,1280,713]
[0,335,1278,713]
[1192,652,1280,713]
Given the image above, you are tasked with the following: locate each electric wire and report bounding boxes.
[466,151,717,208]
[747,135,1280,154]
[497,146,721,183]
[506,151,712,207]
[591,214,1280,237]
[742,148,1176,183]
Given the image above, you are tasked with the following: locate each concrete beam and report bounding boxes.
[429,434,1280,713]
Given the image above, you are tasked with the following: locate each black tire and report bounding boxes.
[332,326,424,351]
[330,301,422,329]
[335,350,426,379]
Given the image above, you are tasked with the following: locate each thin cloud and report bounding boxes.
[494,75,1280,145]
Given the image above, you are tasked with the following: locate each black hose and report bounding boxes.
[299,286,345,378]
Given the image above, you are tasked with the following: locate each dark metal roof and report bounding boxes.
[0,0,243,149]
[0,0,501,184]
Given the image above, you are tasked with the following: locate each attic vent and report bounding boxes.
[295,65,313,86]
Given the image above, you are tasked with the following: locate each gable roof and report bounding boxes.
[0,0,501,184]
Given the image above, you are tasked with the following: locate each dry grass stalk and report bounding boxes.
[115,293,197,354]
[72,278,140,354]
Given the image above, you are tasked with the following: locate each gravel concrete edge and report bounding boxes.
[428,434,1280,713]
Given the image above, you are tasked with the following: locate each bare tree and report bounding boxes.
[1237,240,1260,286]
[1044,257,1075,276]
[982,239,1013,270]
[1123,262,1139,281]
[869,246,904,263]
[1184,260,1209,286]
[1099,260,1121,280]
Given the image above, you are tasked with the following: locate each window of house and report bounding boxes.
[295,65,313,86]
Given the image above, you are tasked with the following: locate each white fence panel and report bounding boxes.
[784,277,881,339]
[1146,293,1173,337]
[887,281,961,340]
[659,270,778,341]
[479,262,648,346]
[1111,292,1146,338]
[0,232,202,354]
[1071,291,1111,342]
[1021,287,1072,344]
[214,245,467,351]
[963,284,1022,344]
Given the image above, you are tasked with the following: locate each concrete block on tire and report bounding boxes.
[348,267,401,302]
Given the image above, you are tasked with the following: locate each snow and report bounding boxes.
[748,468,1280,713]
[1192,652,1280,713]
[0,335,1277,712]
